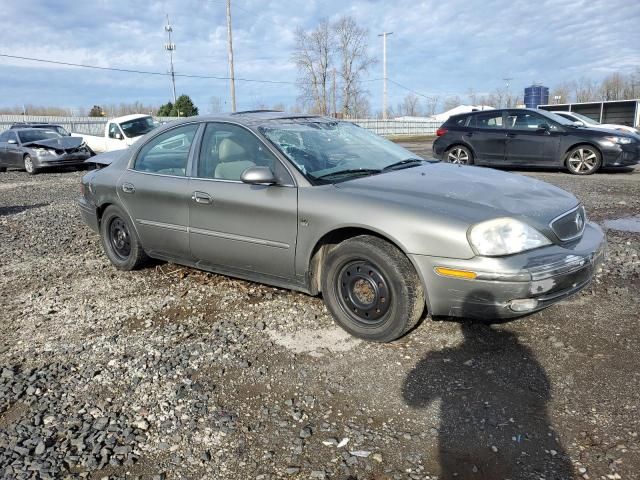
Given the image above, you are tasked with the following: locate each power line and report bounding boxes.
[0,53,294,85]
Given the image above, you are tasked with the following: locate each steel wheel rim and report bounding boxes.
[336,260,391,325]
[568,148,597,173]
[447,148,469,164]
[24,156,33,173]
[109,217,131,260]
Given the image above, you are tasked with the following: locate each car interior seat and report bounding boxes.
[214,138,255,180]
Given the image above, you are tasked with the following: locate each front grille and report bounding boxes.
[550,205,586,241]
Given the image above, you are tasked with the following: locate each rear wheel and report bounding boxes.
[321,235,425,342]
[100,205,148,270]
[24,155,38,175]
[445,145,473,165]
[565,146,601,175]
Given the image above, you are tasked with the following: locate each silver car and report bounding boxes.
[0,128,91,174]
[78,112,606,342]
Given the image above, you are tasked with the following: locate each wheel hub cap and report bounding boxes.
[448,148,468,164]
[568,148,597,173]
[338,261,391,324]
[109,218,131,259]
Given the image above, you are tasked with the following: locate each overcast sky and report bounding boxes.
[1,0,639,114]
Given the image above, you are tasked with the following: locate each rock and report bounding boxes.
[372,453,383,463]
[350,450,371,458]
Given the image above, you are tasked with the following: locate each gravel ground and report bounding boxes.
[0,143,639,480]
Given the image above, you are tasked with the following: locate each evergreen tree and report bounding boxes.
[170,95,199,117]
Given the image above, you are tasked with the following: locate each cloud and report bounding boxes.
[0,0,638,113]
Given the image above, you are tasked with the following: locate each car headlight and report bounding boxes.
[468,218,551,256]
[34,148,53,156]
[604,135,633,145]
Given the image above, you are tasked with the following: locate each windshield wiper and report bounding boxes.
[313,168,381,180]
[381,158,424,172]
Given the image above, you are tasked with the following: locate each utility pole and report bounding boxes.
[164,15,177,104]
[502,77,513,108]
[226,0,236,112]
[332,68,337,118]
[378,32,393,119]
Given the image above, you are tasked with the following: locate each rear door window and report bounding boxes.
[470,112,504,129]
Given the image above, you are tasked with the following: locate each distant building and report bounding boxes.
[539,99,640,127]
[524,85,549,109]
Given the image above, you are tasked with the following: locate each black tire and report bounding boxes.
[24,154,38,175]
[445,145,473,165]
[99,205,149,270]
[565,145,602,175]
[321,235,425,342]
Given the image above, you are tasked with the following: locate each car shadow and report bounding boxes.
[0,203,49,217]
[403,292,572,479]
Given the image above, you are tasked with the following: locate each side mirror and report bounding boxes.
[7,139,17,145]
[240,166,278,185]
[537,123,551,132]
[115,133,123,140]
[572,121,584,127]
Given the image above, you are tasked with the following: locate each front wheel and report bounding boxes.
[445,145,473,165]
[24,155,38,175]
[321,235,425,342]
[565,146,601,175]
[100,205,149,270]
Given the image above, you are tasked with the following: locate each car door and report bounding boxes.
[0,131,9,167]
[116,123,201,260]
[188,122,298,280]
[5,131,23,167]
[504,110,561,166]
[467,111,507,164]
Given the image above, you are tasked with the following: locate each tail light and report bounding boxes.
[436,127,448,137]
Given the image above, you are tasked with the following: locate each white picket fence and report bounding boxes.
[0,115,439,137]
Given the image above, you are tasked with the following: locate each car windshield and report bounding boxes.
[260,121,424,184]
[567,112,599,125]
[120,117,156,138]
[17,130,60,143]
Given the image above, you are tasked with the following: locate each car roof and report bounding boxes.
[159,111,331,128]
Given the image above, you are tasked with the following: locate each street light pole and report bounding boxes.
[378,32,393,119]
[226,0,236,112]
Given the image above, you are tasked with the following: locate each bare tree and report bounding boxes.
[599,72,625,100]
[333,16,376,118]
[550,81,573,104]
[442,96,462,111]
[292,19,334,114]
[397,93,421,116]
[424,96,439,116]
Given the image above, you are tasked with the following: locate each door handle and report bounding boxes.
[192,191,212,204]
[122,183,135,194]
[464,132,473,137]
[506,132,517,138]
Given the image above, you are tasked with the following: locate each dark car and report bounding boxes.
[432,108,640,174]
[78,111,605,343]
[10,123,71,137]
[0,128,92,174]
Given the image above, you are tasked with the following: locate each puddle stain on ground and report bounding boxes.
[604,216,640,233]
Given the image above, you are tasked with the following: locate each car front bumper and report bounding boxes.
[409,221,606,319]
[601,142,640,167]
[34,152,91,168]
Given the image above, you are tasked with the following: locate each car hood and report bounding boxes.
[333,163,579,226]
[23,136,84,150]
